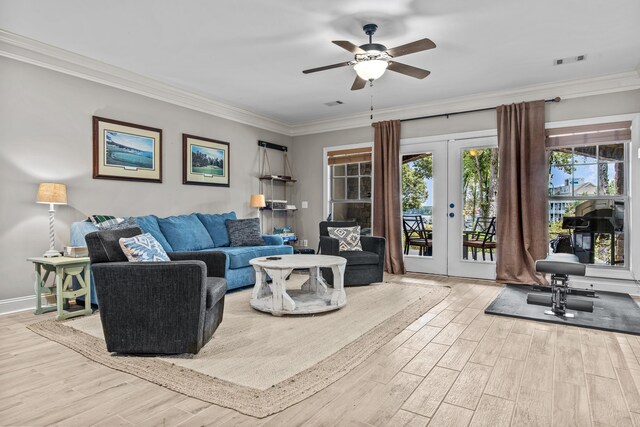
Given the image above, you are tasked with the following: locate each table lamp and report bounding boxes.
[37,182,67,257]
[250,194,266,233]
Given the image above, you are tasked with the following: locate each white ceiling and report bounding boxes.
[1,0,639,126]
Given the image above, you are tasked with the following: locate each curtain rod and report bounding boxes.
[400,97,561,123]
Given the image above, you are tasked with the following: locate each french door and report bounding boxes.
[401,136,498,280]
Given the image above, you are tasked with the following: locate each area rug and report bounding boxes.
[28,277,449,418]
[485,284,640,335]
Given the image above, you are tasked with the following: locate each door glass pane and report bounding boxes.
[548,199,624,267]
[346,164,359,176]
[401,153,433,256]
[461,147,498,262]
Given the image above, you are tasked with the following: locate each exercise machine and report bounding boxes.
[527,253,594,317]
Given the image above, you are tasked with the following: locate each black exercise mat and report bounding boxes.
[485,284,640,335]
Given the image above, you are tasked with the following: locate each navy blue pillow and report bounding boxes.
[225,218,265,247]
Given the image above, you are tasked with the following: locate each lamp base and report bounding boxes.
[43,249,62,258]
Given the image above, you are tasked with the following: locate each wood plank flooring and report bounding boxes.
[1,274,639,426]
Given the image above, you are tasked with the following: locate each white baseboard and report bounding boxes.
[0,295,38,316]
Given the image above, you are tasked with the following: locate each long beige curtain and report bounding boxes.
[372,120,405,275]
[496,101,548,285]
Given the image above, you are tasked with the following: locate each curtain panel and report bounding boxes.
[372,120,405,274]
[496,100,548,285]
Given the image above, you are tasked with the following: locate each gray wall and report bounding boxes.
[291,90,640,252]
[0,57,291,302]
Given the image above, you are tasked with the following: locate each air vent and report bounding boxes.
[324,100,344,107]
[553,54,587,66]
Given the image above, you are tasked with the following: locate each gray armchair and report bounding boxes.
[319,221,386,286]
[85,227,226,355]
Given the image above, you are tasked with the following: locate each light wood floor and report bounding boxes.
[1,274,639,426]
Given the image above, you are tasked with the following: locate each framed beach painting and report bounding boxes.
[182,134,230,187]
[92,116,162,182]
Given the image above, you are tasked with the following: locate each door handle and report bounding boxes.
[449,212,455,218]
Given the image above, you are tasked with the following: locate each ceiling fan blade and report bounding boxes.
[386,38,436,58]
[302,61,352,74]
[387,61,431,79]
[351,76,367,91]
[332,40,367,55]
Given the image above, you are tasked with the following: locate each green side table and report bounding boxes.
[27,256,92,320]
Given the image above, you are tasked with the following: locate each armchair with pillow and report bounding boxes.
[319,221,386,286]
[85,226,226,355]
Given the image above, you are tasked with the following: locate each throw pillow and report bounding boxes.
[119,233,171,262]
[327,226,362,251]
[100,217,138,230]
[225,218,265,247]
[89,215,125,229]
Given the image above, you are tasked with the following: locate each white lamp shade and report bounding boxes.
[354,59,388,81]
[37,183,67,205]
[250,194,266,208]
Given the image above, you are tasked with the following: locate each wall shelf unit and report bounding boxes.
[258,142,297,244]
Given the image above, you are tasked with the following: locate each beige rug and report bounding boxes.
[28,276,449,418]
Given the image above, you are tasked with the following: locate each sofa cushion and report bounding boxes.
[157,214,214,252]
[213,245,293,270]
[226,218,265,247]
[197,212,236,247]
[119,233,171,262]
[135,215,174,252]
[340,250,379,266]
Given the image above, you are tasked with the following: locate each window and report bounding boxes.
[327,147,372,232]
[547,121,630,267]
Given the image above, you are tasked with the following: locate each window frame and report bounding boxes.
[545,115,637,279]
[322,142,374,224]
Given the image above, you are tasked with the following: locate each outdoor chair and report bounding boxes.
[402,215,432,256]
[463,217,497,261]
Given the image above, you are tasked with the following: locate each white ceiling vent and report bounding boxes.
[324,100,345,107]
[553,54,587,66]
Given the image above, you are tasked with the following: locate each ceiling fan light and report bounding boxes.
[354,60,388,81]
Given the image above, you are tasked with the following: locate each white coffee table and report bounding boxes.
[249,254,347,316]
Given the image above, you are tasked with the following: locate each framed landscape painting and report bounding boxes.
[183,134,230,187]
[93,116,162,182]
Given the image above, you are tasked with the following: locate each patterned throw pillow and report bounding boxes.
[89,215,125,229]
[225,218,265,247]
[327,226,362,251]
[119,233,171,262]
[101,217,138,230]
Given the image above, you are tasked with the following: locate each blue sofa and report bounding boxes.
[71,212,293,305]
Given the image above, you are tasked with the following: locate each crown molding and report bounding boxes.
[290,70,640,136]
[0,30,292,135]
[2,30,639,138]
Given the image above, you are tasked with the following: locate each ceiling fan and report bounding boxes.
[303,23,436,90]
